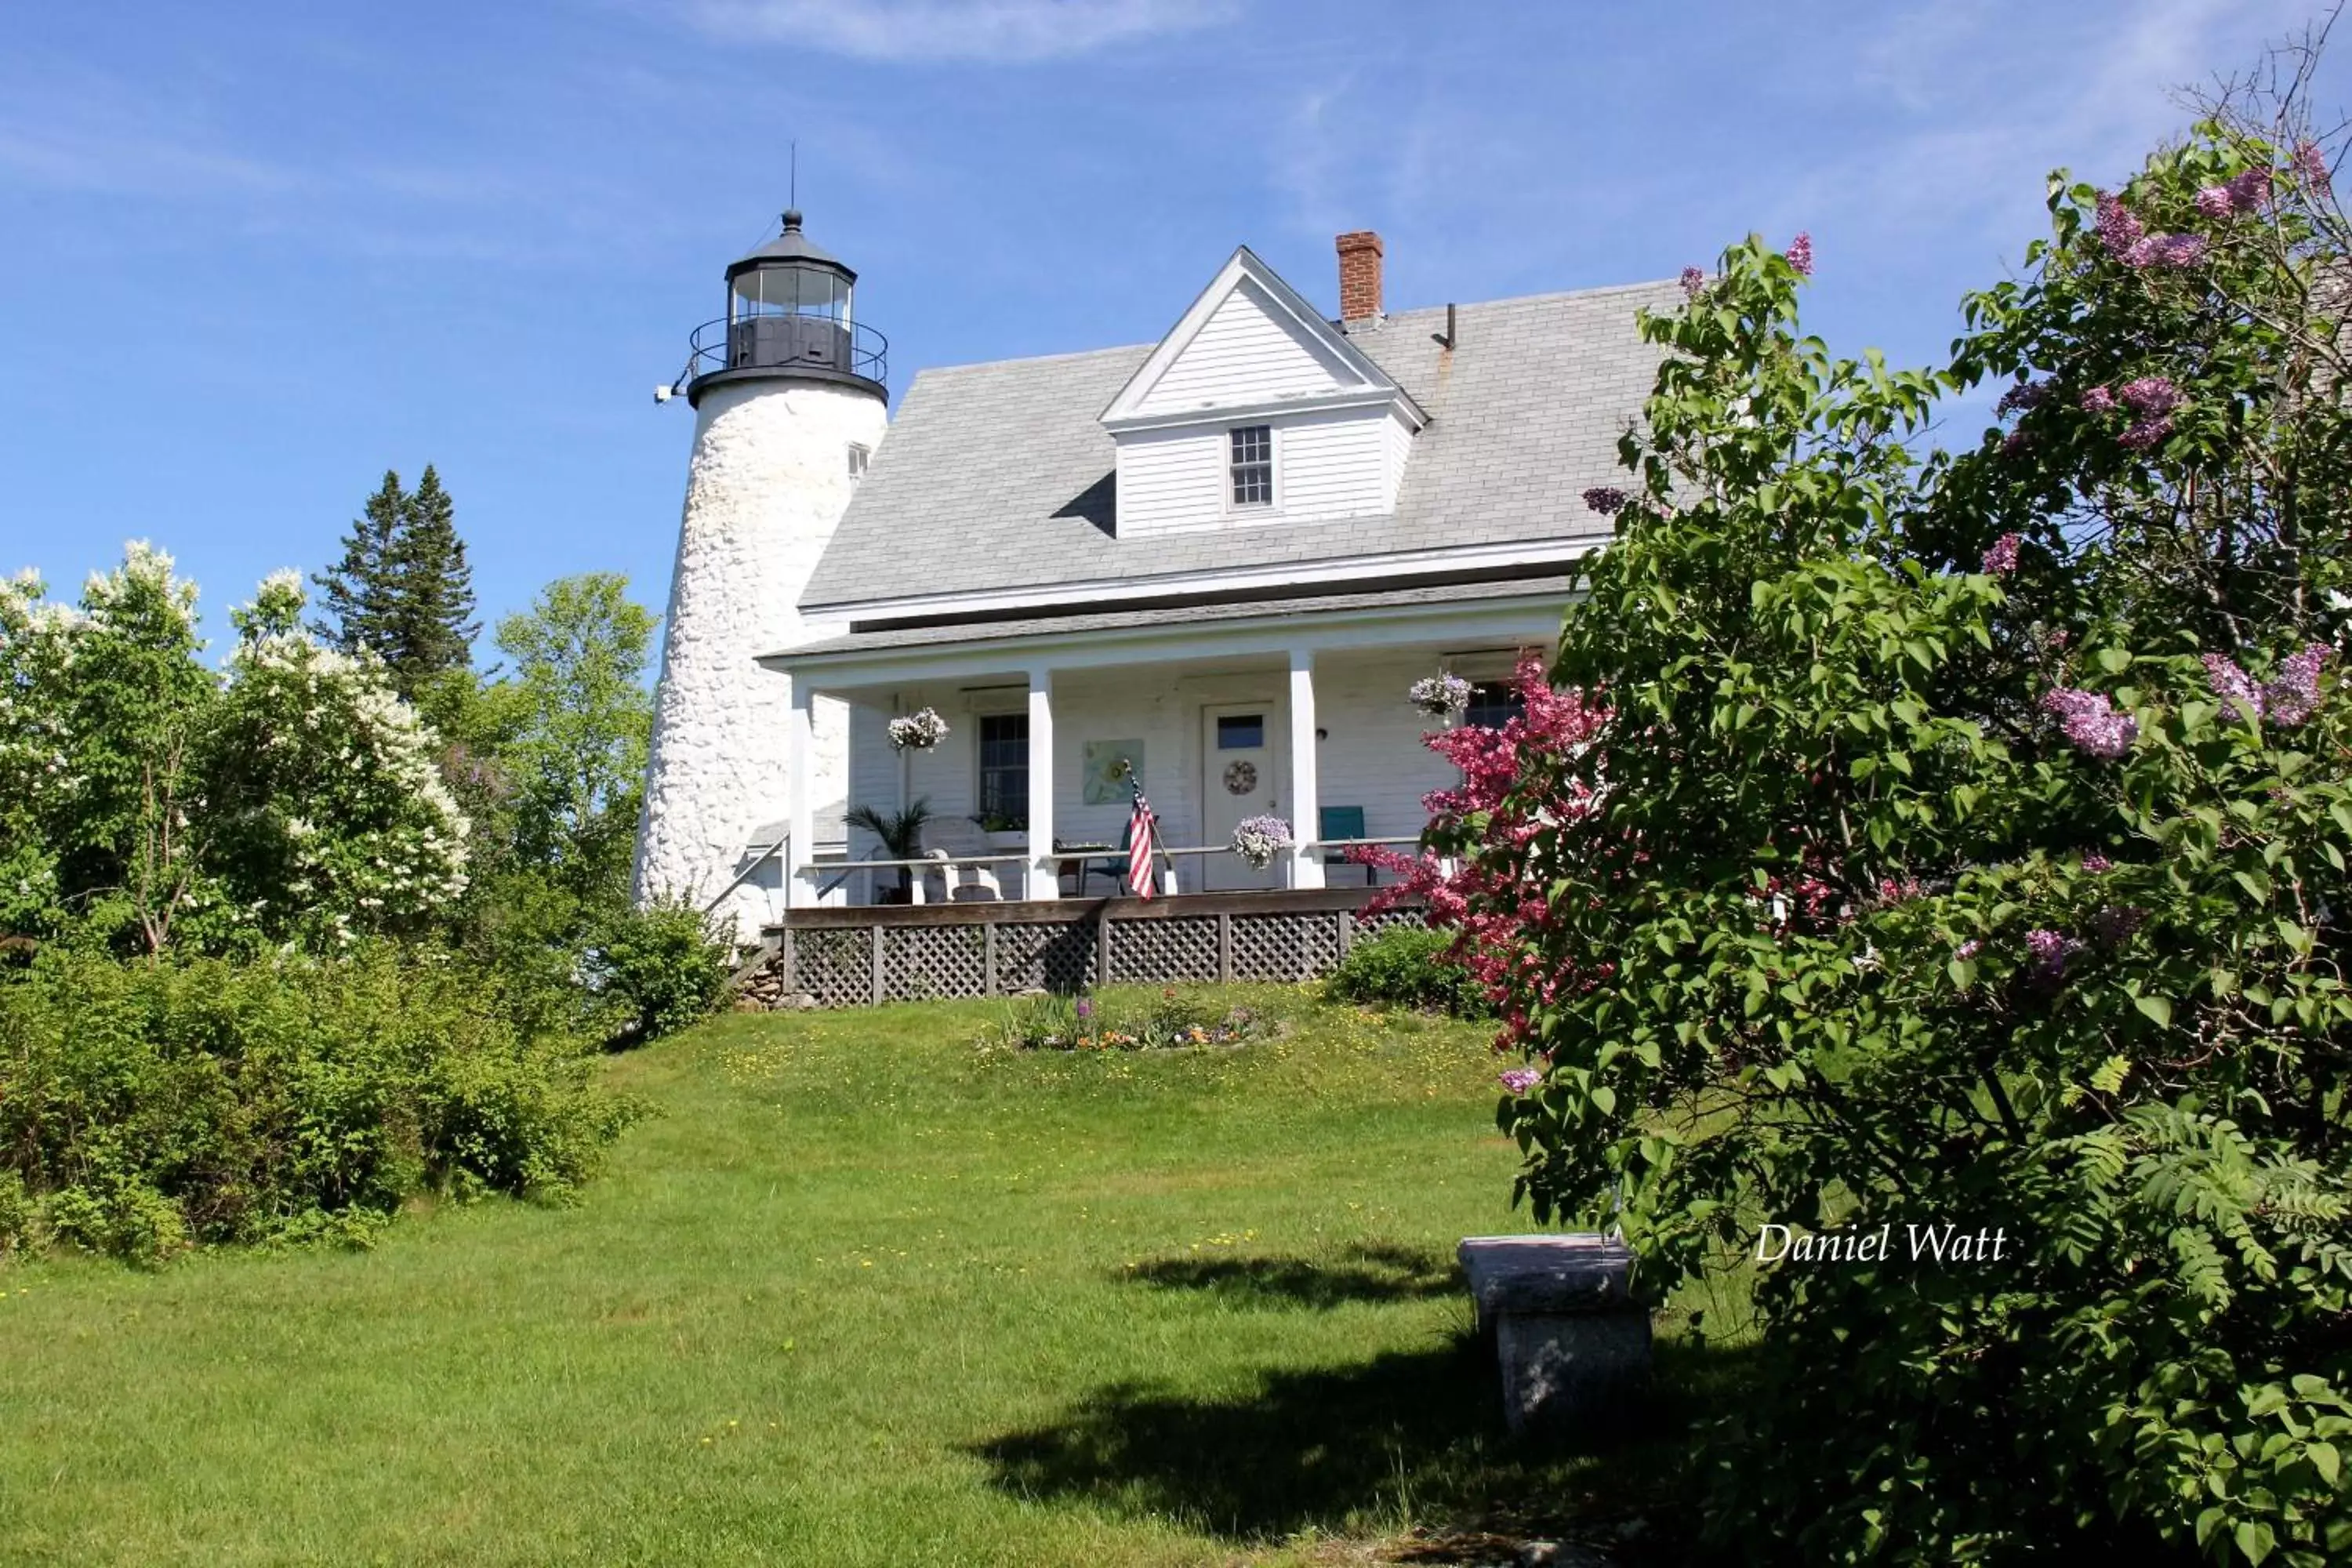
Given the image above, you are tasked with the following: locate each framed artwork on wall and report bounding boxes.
[1081,739,1146,804]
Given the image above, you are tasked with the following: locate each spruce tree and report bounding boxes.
[380,464,478,692]
[312,470,405,658]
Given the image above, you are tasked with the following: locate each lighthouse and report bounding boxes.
[633,210,887,938]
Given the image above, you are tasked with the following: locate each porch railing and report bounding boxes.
[786,836,1429,909]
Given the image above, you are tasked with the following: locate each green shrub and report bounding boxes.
[583,901,732,1043]
[0,1171,35,1259]
[0,945,641,1260]
[1326,924,1490,1017]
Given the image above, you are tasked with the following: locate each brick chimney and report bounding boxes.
[1336,230,1384,321]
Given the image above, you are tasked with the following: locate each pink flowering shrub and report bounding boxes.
[1430,77,2352,1563]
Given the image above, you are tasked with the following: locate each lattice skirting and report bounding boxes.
[757,901,1427,1009]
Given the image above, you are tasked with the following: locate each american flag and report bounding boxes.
[1126,786,1160,900]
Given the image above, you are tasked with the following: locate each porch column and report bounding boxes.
[1026,666,1058,901]
[785,677,816,909]
[1287,647,1323,890]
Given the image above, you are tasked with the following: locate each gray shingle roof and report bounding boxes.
[771,573,1584,663]
[799,277,1682,611]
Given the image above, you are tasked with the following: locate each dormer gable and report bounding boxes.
[1099,246,1428,539]
[1100,247,1426,432]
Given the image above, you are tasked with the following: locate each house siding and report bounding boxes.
[1113,426,1225,537]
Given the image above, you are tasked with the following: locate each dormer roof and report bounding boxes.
[1096,246,1428,434]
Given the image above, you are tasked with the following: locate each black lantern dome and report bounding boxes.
[684,209,886,405]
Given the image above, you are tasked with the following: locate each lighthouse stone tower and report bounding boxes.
[634,210,887,938]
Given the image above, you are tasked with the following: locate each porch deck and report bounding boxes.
[747,886,1425,1009]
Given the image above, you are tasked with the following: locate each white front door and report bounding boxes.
[1201,704,1279,890]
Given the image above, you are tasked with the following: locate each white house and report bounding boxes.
[633,212,1675,956]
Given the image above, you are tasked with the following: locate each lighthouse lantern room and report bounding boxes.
[685,209,886,401]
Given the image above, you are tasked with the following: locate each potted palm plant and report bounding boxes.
[847,798,935,903]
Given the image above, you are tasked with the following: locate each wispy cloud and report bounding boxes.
[670,0,1236,61]
[1816,0,2316,247]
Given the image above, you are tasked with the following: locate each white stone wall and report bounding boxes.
[633,376,887,939]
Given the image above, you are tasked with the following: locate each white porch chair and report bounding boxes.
[920,817,1005,902]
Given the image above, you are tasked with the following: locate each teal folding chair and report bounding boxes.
[1319,805,1370,886]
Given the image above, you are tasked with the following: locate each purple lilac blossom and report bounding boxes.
[2296,140,2332,194]
[2118,416,2174,451]
[2201,653,2266,721]
[1679,266,1707,299]
[2080,386,2118,415]
[2223,168,2273,211]
[2095,193,2145,258]
[2043,688,2139,760]
[2089,906,2147,945]
[2082,855,2114,873]
[2001,428,2035,456]
[2195,185,2237,220]
[1498,1067,1542,1095]
[1995,380,2049,416]
[2265,644,2330,726]
[1982,533,2022,575]
[2118,376,2182,416]
[1075,997,1093,1020]
[2125,233,2209,269]
[1785,232,1813,276]
[1956,939,1984,960]
[1582,486,1628,516]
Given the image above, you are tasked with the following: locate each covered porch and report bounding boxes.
[747,576,1570,927]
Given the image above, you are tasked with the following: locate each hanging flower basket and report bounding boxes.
[1408,673,1472,718]
[887,708,949,751]
[1230,815,1292,870]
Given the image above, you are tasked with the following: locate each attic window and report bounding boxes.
[848,442,870,478]
[1229,425,1273,507]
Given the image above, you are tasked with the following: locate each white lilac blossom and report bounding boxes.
[2042,688,2138,760]
[887,708,949,751]
[1408,673,1472,717]
[1230,815,1291,870]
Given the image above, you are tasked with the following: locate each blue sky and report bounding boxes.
[0,0,2336,654]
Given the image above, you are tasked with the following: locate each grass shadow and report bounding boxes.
[971,1331,1760,1549]
[1120,1243,1461,1311]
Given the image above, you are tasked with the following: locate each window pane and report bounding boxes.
[1217,715,1265,750]
[1464,682,1526,731]
[977,713,1029,825]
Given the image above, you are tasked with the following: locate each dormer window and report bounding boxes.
[1229,425,1273,508]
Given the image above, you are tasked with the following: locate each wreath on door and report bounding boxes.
[1222,760,1258,795]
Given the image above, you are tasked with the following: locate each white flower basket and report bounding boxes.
[887,708,949,752]
[1408,673,1472,718]
[1231,815,1292,870]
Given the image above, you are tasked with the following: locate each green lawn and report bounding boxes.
[0,987,1697,1566]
